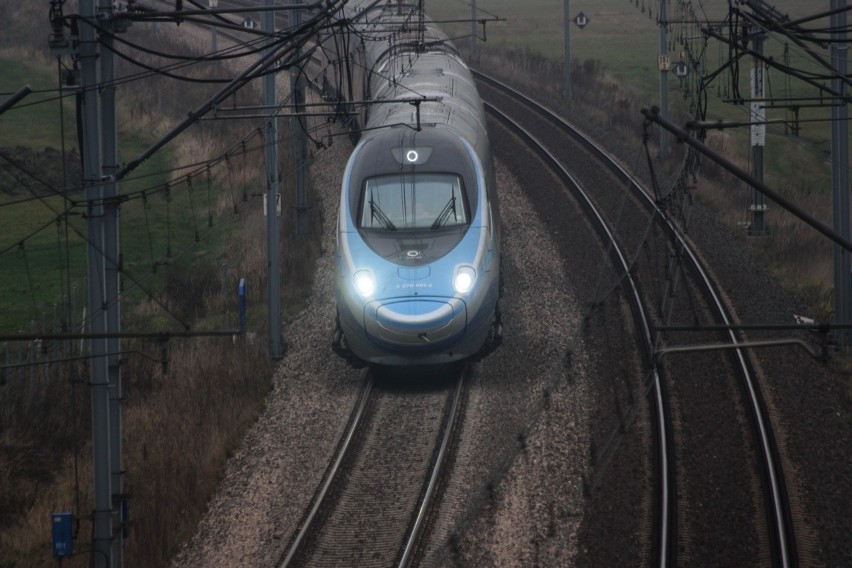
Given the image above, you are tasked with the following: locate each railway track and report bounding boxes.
[279,365,468,567]
[476,70,796,567]
[175,6,795,563]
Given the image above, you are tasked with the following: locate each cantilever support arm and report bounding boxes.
[655,338,825,363]
[641,106,852,254]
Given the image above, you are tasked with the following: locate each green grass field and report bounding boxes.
[0,60,76,149]
[2,57,82,333]
[0,55,233,334]
[0,150,236,335]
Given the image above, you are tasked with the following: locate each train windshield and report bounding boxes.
[359,173,468,231]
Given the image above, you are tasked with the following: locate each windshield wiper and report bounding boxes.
[369,199,397,231]
[430,196,457,230]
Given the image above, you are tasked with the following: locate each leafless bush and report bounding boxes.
[0,360,86,530]
[163,261,222,322]
[122,338,271,566]
[698,129,833,307]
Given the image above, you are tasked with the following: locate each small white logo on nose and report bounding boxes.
[407,250,420,258]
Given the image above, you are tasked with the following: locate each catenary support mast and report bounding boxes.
[79,1,114,565]
[659,0,669,156]
[291,0,309,236]
[749,13,767,235]
[831,0,850,345]
[471,0,477,61]
[563,0,572,99]
[98,1,125,563]
[265,0,284,358]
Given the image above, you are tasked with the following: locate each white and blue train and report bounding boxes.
[332,0,503,366]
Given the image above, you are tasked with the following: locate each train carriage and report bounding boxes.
[333,0,502,366]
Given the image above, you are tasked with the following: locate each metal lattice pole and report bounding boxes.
[749,16,767,235]
[471,0,477,61]
[291,0,309,236]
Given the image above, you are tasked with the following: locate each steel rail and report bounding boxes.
[482,100,673,568]
[398,367,468,567]
[278,369,374,567]
[475,70,794,568]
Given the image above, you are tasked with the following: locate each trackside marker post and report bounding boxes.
[239,278,247,335]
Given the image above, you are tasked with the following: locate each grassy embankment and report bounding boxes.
[0,6,321,566]
[432,0,840,313]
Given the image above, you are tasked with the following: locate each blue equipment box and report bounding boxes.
[52,512,73,558]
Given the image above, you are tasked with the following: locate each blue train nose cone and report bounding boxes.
[365,298,466,347]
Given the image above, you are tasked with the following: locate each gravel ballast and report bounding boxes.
[172,127,606,565]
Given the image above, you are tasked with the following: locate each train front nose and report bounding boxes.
[365,298,466,347]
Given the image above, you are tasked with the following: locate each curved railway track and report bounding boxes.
[279,366,468,567]
[476,70,796,567]
[178,7,795,563]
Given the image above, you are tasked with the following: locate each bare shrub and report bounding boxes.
[583,58,600,78]
[694,161,834,311]
[163,261,222,321]
[122,338,271,566]
[0,357,90,561]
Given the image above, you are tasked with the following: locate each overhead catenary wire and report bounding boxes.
[4,69,342,336]
[0,0,725,344]
[81,89,340,207]
[91,20,304,85]
[2,65,329,220]
[96,18,273,62]
[15,3,852,244]
[6,154,362,336]
[2,151,194,328]
[676,2,852,175]
[116,2,346,180]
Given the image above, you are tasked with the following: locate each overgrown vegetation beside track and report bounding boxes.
[0,5,322,566]
[451,6,838,316]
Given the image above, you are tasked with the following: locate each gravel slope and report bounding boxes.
[426,161,595,567]
[172,130,604,566]
[175,80,852,568]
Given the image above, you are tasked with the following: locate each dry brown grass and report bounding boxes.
[123,338,272,566]
[699,130,834,310]
[0,339,270,567]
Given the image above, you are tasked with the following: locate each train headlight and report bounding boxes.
[353,270,376,297]
[453,266,476,294]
